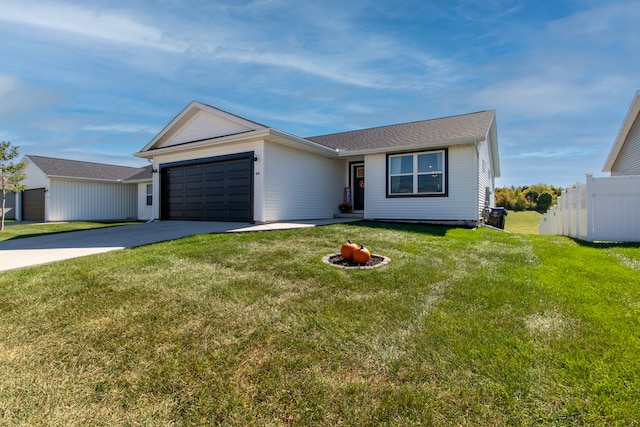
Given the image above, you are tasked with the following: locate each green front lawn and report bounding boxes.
[504,210,543,234]
[0,221,139,241]
[0,222,638,425]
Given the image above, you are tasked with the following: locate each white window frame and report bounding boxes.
[387,149,447,197]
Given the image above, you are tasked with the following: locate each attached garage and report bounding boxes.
[22,188,45,222]
[160,153,254,222]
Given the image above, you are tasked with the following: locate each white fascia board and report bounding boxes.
[487,114,500,178]
[122,178,153,184]
[133,127,340,159]
[337,137,484,157]
[603,90,640,172]
[47,175,135,184]
[266,129,340,157]
[133,129,269,158]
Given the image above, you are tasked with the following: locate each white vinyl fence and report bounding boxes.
[539,174,640,242]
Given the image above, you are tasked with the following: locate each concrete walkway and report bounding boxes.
[0,219,359,272]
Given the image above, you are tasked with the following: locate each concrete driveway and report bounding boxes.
[0,219,357,272]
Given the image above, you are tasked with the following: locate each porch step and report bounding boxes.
[333,213,364,219]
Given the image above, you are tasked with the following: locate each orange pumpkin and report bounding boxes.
[353,245,371,264]
[341,239,359,260]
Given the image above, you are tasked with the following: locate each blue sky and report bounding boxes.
[0,0,639,188]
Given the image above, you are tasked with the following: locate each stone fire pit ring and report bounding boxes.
[322,253,390,269]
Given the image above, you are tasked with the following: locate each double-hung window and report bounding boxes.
[388,149,446,196]
[146,184,153,206]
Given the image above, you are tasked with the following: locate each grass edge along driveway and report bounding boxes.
[0,222,638,426]
[0,221,140,242]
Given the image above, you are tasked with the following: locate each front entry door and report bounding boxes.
[352,164,365,211]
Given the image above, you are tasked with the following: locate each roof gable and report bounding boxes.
[139,101,268,152]
[25,155,150,181]
[603,91,640,172]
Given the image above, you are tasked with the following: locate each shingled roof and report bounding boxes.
[306,110,495,152]
[26,155,152,182]
[125,165,154,181]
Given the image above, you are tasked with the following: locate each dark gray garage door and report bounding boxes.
[162,155,253,222]
[22,188,45,222]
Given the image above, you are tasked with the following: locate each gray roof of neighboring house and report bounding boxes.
[125,165,154,181]
[26,155,152,182]
[306,110,495,152]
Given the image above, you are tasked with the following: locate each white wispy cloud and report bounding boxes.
[82,124,157,134]
[0,74,17,95]
[471,74,629,119]
[507,146,596,160]
[467,1,640,120]
[214,98,338,129]
[0,1,186,52]
[0,0,454,91]
[0,74,66,123]
[547,1,640,44]
[455,0,525,23]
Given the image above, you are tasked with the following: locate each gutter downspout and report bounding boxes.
[474,140,480,226]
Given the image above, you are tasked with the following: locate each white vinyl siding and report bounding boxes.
[477,134,495,216]
[138,182,154,221]
[612,113,640,176]
[263,141,343,221]
[22,160,49,189]
[365,145,477,221]
[48,178,137,221]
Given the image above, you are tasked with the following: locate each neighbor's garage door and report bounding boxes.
[162,155,253,222]
[22,188,45,222]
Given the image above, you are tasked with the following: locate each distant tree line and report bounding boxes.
[495,184,563,212]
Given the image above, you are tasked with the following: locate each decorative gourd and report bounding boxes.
[341,239,359,261]
[353,245,371,264]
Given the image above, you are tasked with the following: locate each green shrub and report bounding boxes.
[537,192,553,212]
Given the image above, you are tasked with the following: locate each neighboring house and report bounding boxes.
[603,90,640,175]
[539,90,640,242]
[18,155,152,222]
[134,101,500,225]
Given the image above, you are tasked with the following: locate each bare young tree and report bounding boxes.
[0,141,26,231]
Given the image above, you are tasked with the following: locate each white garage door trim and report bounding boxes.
[159,152,255,223]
